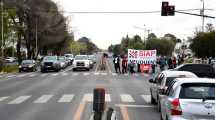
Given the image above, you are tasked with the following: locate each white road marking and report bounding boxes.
[29,74,36,77]
[8,96,31,104]
[144,74,150,77]
[83,73,90,76]
[58,94,74,103]
[112,73,117,76]
[61,73,68,76]
[115,104,155,108]
[94,73,99,75]
[101,73,107,76]
[83,94,111,102]
[52,73,58,76]
[17,74,26,77]
[73,73,79,76]
[124,73,129,76]
[41,74,48,77]
[0,96,10,102]
[120,94,135,103]
[141,95,151,103]
[33,95,53,103]
[7,75,16,78]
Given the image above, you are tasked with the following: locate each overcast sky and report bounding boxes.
[52,0,215,49]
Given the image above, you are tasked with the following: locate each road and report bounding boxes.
[0,55,160,120]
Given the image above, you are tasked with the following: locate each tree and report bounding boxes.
[78,37,99,54]
[190,31,215,57]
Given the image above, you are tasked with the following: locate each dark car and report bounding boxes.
[40,56,61,72]
[174,63,215,78]
[19,60,37,72]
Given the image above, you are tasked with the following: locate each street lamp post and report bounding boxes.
[1,0,3,58]
[200,0,205,32]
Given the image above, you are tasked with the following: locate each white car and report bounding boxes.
[73,55,90,71]
[160,78,215,120]
[5,57,17,63]
[149,70,198,112]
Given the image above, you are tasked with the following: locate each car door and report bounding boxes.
[154,73,164,102]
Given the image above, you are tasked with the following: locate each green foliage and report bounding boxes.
[70,41,87,55]
[146,38,175,56]
[190,31,215,57]
[1,65,18,73]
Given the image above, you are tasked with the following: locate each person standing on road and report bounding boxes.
[113,55,121,73]
[172,57,177,68]
[122,55,128,74]
[159,56,166,71]
[168,57,173,69]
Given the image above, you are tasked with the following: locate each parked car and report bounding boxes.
[73,55,90,71]
[88,55,96,63]
[64,54,74,65]
[40,56,61,72]
[160,78,215,120]
[149,70,198,112]
[5,57,17,63]
[174,63,215,78]
[19,60,37,72]
[58,56,67,69]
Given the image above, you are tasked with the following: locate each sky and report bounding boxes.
[52,0,215,49]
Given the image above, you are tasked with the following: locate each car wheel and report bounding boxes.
[150,90,156,104]
[19,69,22,73]
[41,69,45,73]
[160,114,163,120]
[157,98,161,112]
[86,68,90,71]
[73,68,76,71]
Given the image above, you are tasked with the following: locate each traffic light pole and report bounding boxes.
[175,11,215,19]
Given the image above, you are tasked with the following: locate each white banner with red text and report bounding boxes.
[128,49,157,64]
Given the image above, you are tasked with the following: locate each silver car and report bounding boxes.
[149,70,198,111]
[160,78,215,120]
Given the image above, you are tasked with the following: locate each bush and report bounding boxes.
[2,65,18,73]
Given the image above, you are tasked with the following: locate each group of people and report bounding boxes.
[113,55,128,74]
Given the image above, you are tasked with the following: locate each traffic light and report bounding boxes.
[161,1,175,16]
[161,2,169,16]
[168,5,175,16]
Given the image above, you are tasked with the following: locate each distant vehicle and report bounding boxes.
[160,78,215,120]
[88,55,96,63]
[174,63,215,78]
[19,60,37,72]
[149,70,198,112]
[5,57,17,63]
[58,56,67,69]
[40,56,61,72]
[64,54,74,65]
[73,55,90,71]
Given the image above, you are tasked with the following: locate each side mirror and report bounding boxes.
[149,79,155,83]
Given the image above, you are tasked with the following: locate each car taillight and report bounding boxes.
[171,98,182,115]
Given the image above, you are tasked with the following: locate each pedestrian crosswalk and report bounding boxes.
[1,72,151,79]
[0,94,151,105]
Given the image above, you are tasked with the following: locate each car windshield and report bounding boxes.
[75,55,88,60]
[43,56,57,60]
[58,57,65,61]
[180,83,215,99]
[22,60,34,64]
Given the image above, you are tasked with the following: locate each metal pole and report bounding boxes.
[202,0,205,32]
[1,0,3,58]
[35,17,38,58]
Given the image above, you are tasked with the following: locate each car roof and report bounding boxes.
[161,70,198,78]
[174,78,215,85]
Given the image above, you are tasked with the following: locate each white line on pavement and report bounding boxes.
[101,73,107,76]
[33,95,53,103]
[8,96,31,104]
[73,73,79,76]
[29,74,36,77]
[141,95,151,103]
[112,73,117,76]
[58,94,74,103]
[82,93,111,102]
[94,72,99,75]
[41,74,48,77]
[83,73,90,76]
[0,96,10,102]
[120,94,135,103]
[61,73,69,76]
[115,104,155,108]
[52,73,58,76]
[7,75,16,78]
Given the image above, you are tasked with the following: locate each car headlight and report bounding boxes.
[28,65,34,68]
[19,65,22,68]
[90,61,93,64]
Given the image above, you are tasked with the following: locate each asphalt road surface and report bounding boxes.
[0,55,160,120]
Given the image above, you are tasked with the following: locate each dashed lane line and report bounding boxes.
[33,95,53,103]
[8,96,31,104]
